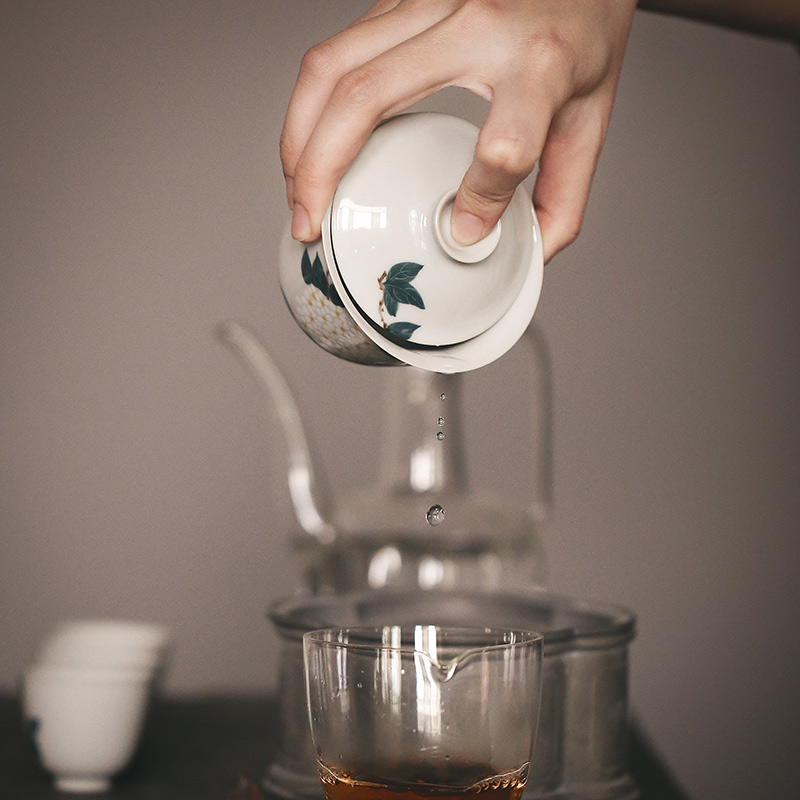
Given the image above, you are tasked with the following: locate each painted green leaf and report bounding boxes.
[310,253,330,295]
[386,321,420,340]
[301,248,314,284]
[382,262,425,317]
[301,248,344,306]
[386,262,423,283]
[301,249,329,296]
[384,282,424,316]
[328,283,344,307]
[384,291,399,317]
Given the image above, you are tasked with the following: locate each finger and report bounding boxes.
[450,88,554,246]
[352,0,404,25]
[290,12,491,241]
[280,0,452,212]
[532,92,613,263]
[281,14,403,197]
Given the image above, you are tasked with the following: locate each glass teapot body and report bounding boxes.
[218,321,552,597]
[295,327,552,596]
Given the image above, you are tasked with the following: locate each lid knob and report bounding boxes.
[433,189,502,264]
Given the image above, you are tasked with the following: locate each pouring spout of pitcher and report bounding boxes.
[215,321,336,545]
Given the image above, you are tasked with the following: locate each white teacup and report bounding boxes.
[22,663,153,793]
[36,619,170,672]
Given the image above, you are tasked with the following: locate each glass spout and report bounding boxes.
[215,321,335,544]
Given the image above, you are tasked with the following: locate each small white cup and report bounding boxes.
[36,619,170,672]
[22,663,153,793]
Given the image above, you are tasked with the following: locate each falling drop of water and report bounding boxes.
[426,504,445,526]
[436,431,445,440]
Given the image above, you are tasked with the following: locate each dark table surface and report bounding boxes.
[0,695,690,800]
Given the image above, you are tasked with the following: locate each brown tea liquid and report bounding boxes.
[318,761,527,800]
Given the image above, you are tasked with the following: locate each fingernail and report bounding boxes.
[291,204,311,241]
[451,210,487,246]
[285,176,294,210]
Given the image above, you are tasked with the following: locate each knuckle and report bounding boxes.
[449,0,505,42]
[528,28,576,81]
[300,40,341,81]
[477,136,535,183]
[460,0,503,25]
[333,68,381,111]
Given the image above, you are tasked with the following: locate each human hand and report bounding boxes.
[280,0,638,263]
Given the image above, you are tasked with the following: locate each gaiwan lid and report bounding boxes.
[322,113,543,364]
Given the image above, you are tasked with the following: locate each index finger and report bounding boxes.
[280,0,449,209]
[289,15,492,241]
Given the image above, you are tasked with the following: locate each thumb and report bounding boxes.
[450,120,543,246]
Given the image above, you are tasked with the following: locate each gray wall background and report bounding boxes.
[2,2,798,799]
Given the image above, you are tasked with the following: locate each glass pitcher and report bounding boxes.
[303,625,543,800]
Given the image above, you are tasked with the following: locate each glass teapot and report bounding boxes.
[217,321,552,595]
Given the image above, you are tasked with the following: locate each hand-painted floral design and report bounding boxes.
[293,249,425,354]
[294,248,377,359]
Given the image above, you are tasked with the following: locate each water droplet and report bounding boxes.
[436,431,445,440]
[426,504,445,526]
[437,416,445,427]
[440,393,446,401]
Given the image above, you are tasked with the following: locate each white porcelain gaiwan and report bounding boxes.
[279,112,544,373]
